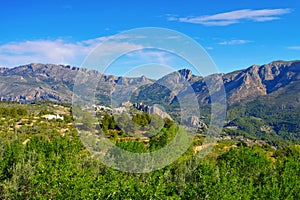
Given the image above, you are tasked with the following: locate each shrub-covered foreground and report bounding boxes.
[0,102,299,199]
[1,134,300,199]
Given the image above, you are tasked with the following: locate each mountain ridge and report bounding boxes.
[1,60,300,107]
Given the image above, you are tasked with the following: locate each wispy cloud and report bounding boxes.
[288,46,300,50]
[205,47,214,50]
[168,8,292,26]
[127,50,174,65]
[0,35,178,68]
[218,40,251,45]
[0,39,83,67]
[0,37,144,67]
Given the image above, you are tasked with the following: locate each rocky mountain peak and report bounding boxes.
[224,60,300,103]
[178,69,193,80]
[0,67,8,74]
[140,75,147,82]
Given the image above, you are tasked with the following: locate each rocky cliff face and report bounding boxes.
[223,65,268,103]
[223,60,300,104]
[149,105,173,121]
[134,60,300,106]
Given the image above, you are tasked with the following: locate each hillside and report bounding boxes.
[1,60,300,107]
[0,63,153,103]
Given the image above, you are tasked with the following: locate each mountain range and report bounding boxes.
[1,60,300,108]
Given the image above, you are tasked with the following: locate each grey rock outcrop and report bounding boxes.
[186,115,207,129]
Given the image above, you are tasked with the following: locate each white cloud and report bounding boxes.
[0,35,177,70]
[169,8,291,26]
[127,50,174,65]
[218,40,251,45]
[288,46,300,50]
[0,36,143,67]
[0,39,80,67]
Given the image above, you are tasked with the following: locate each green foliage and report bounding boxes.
[101,113,116,132]
[164,117,174,128]
[226,100,300,144]
[0,107,28,118]
[149,125,178,150]
[132,113,150,127]
[1,101,300,199]
[116,113,136,134]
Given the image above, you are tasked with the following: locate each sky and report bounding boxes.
[1,0,300,78]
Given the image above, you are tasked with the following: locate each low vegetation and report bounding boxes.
[0,101,299,199]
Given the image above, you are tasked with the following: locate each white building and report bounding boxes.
[42,114,64,120]
[113,107,127,114]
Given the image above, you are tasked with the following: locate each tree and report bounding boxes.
[116,113,136,134]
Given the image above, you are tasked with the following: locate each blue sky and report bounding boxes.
[1,0,300,78]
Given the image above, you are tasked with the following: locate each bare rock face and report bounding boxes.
[225,65,267,103]
[186,116,207,129]
[149,105,173,120]
[0,67,8,74]
[0,63,82,102]
[157,68,193,86]
[219,60,300,104]
[178,69,193,81]
[260,61,300,93]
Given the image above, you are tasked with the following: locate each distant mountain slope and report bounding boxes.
[134,60,300,107]
[0,63,153,103]
[223,60,300,104]
[1,60,300,108]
